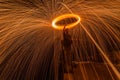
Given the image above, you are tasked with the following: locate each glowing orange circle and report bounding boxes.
[52,14,81,30]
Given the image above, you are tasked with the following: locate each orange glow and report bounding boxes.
[52,14,81,30]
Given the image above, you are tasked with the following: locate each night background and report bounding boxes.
[0,0,120,80]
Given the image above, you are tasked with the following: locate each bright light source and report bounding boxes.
[52,14,81,30]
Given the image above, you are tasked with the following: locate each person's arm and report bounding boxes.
[63,26,66,37]
[63,25,66,30]
[63,26,66,33]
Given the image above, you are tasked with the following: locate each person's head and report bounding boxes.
[65,28,69,34]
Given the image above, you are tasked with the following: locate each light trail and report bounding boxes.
[79,22,120,79]
[52,14,81,30]
[0,0,120,80]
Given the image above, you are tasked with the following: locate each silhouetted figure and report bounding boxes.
[62,27,72,50]
[59,26,73,80]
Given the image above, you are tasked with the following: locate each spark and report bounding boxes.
[0,0,120,80]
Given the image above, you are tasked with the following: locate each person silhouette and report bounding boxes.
[60,26,73,74]
[62,26,72,50]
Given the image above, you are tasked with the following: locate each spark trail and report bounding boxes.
[0,0,120,80]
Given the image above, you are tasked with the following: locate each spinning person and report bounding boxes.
[61,26,73,74]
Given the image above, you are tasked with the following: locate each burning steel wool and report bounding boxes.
[0,0,120,80]
[52,14,81,30]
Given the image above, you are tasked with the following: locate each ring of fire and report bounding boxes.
[52,14,81,30]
